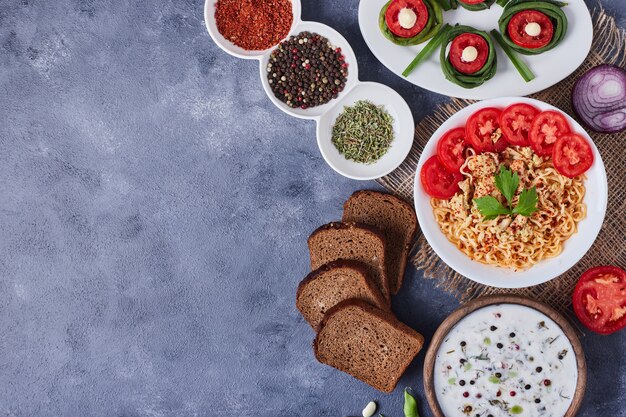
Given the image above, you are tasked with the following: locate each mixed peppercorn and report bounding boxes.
[266,32,349,109]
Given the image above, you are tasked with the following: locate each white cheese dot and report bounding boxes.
[461,46,478,63]
[398,8,417,29]
[525,22,542,37]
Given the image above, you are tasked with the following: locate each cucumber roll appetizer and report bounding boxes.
[450,0,496,11]
[498,0,568,55]
[379,0,444,46]
[440,25,497,88]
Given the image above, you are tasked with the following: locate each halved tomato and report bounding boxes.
[552,133,594,178]
[420,155,463,199]
[448,33,489,75]
[465,107,508,153]
[499,103,539,147]
[573,266,626,335]
[437,128,469,172]
[529,110,570,156]
[507,10,554,49]
[385,0,429,38]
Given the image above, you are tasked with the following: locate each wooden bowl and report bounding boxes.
[423,295,587,417]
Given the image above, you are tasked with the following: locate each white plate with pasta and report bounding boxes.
[413,97,607,288]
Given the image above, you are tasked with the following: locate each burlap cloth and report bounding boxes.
[377,7,626,320]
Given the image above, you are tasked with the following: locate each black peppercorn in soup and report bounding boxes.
[434,304,577,417]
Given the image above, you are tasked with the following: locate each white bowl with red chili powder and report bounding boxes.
[206,0,300,59]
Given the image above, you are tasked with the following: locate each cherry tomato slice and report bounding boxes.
[507,10,554,49]
[448,33,489,75]
[499,103,539,147]
[529,110,571,156]
[437,127,469,172]
[420,155,463,199]
[465,107,508,153]
[552,133,594,178]
[385,0,429,38]
[573,266,626,335]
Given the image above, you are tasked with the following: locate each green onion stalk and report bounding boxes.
[379,0,444,46]
[497,0,568,55]
[440,25,498,89]
[490,29,536,82]
[450,0,496,11]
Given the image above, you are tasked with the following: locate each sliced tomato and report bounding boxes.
[499,103,539,147]
[573,266,626,335]
[448,33,489,75]
[465,107,508,153]
[552,133,594,178]
[420,155,463,199]
[507,10,554,49]
[437,128,469,173]
[529,110,571,156]
[385,0,429,38]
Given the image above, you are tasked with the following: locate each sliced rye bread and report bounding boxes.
[296,260,388,329]
[308,222,390,303]
[342,190,417,295]
[313,299,424,393]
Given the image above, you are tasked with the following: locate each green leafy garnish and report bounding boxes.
[512,187,538,216]
[484,337,492,346]
[511,405,524,414]
[494,166,519,204]
[474,165,538,220]
[488,375,501,383]
[474,196,511,220]
[404,388,420,417]
[448,377,456,385]
[463,362,473,371]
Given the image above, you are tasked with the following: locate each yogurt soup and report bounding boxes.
[434,304,577,417]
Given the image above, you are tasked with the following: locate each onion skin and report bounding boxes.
[572,64,626,134]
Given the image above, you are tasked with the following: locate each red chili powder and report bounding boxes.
[215,0,293,51]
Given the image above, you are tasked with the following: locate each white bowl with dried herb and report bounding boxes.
[317,82,414,180]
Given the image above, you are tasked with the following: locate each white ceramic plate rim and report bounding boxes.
[358,1,593,99]
[413,97,608,289]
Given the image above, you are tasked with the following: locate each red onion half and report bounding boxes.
[572,64,626,133]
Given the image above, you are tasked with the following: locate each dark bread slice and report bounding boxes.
[313,299,424,393]
[308,222,389,303]
[296,260,388,329]
[342,190,417,294]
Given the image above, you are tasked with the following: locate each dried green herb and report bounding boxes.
[331,100,394,164]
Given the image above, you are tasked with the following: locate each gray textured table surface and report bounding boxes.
[1,1,624,416]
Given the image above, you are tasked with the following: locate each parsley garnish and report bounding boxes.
[474,165,538,220]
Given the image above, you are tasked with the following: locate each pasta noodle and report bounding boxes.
[431,146,586,270]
